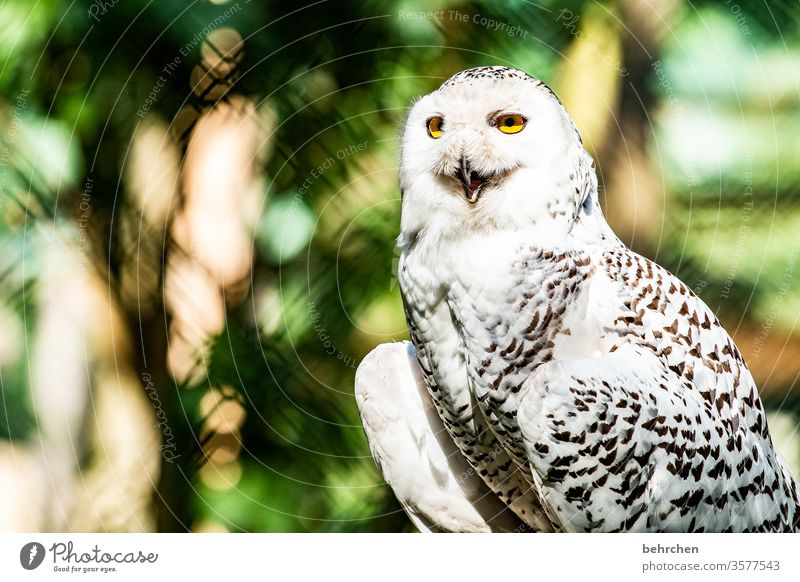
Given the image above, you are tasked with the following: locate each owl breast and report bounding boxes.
[399,232,598,525]
[447,243,599,469]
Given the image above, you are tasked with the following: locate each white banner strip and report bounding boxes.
[1,533,798,581]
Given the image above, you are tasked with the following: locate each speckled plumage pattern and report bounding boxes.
[357,66,800,532]
[355,342,528,532]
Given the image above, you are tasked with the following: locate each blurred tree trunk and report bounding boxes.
[554,0,681,253]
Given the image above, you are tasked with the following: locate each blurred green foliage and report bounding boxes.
[2,0,800,531]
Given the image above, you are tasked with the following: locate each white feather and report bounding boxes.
[355,341,524,532]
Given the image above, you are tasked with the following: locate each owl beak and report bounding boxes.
[456,157,483,203]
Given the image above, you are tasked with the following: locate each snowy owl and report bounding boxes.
[355,66,800,532]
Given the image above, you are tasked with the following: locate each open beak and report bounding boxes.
[456,157,485,204]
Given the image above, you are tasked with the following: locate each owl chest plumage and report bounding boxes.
[449,246,599,465]
[400,236,599,482]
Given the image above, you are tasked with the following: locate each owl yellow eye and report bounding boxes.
[495,113,527,134]
[426,116,444,139]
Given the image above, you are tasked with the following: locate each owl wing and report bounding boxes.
[355,341,525,532]
[517,344,799,532]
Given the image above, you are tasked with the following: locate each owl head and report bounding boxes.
[399,66,604,247]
